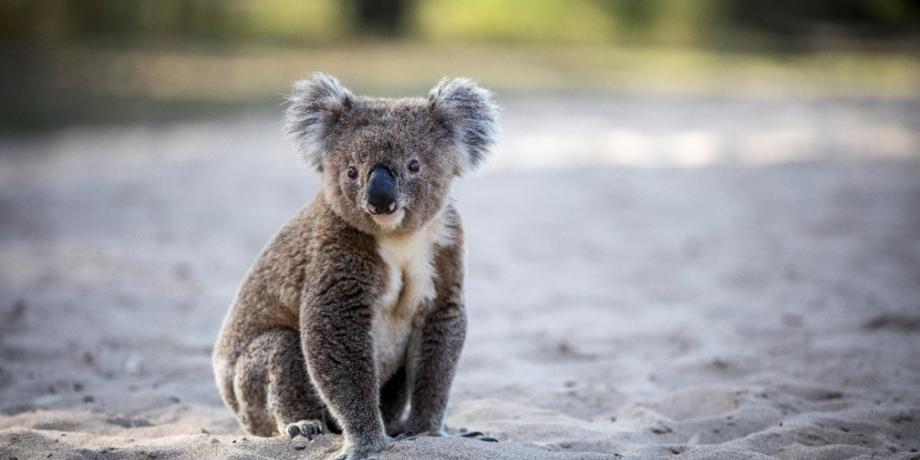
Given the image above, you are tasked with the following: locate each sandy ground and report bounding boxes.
[1,93,919,459]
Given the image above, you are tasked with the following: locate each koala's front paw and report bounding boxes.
[285,419,326,440]
[331,437,388,460]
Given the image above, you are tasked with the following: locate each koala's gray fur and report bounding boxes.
[212,73,499,460]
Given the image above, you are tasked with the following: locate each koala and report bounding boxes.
[212,73,499,460]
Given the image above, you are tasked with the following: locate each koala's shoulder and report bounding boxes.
[302,197,383,284]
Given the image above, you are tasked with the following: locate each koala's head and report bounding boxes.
[284,73,499,235]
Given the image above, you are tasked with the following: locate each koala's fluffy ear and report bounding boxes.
[428,77,499,174]
[284,73,353,171]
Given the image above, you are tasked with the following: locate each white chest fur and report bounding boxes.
[372,213,450,384]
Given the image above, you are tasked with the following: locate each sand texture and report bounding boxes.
[1,94,919,459]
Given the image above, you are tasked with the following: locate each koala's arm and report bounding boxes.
[405,238,467,434]
[300,249,386,455]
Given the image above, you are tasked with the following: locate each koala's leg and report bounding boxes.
[404,303,467,435]
[232,328,328,437]
[380,366,409,436]
[301,279,388,460]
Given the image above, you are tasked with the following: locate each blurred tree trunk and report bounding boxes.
[347,0,410,36]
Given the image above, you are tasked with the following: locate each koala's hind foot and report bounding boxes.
[226,328,328,437]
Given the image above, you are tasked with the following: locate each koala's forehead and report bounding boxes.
[332,99,447,157]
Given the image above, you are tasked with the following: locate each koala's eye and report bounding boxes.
[407,159,421,173]
[346,167,358,180]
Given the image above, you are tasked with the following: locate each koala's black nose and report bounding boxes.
[366,164,397,215]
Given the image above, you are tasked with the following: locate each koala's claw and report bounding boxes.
[459,430,498,442]
[286,420,325,440]
[392,431,418,442]
[397,428,498,443]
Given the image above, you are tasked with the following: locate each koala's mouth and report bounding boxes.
[370,207,405,230]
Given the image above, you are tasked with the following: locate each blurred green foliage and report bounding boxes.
[1,0,918,47]
[0,0,346,45]
[414,0,618,43]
